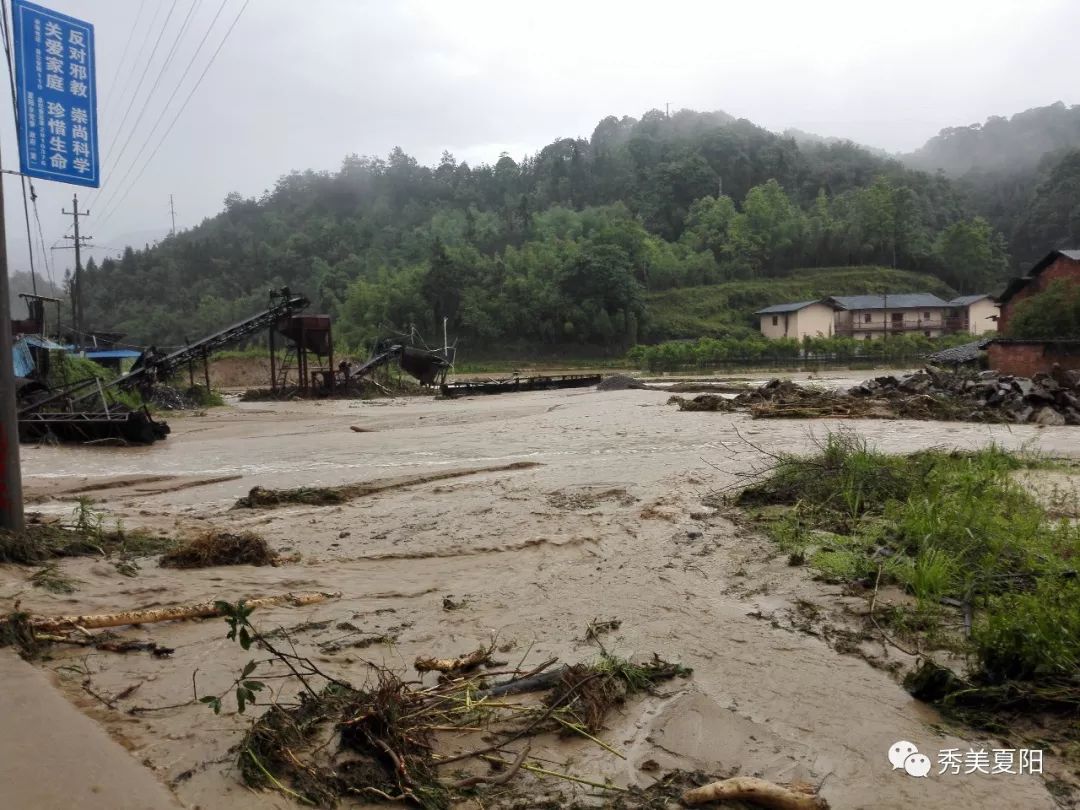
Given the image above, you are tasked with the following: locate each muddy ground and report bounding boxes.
[7,372,1079,809]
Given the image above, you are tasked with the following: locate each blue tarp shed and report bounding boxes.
[13,336,64,378]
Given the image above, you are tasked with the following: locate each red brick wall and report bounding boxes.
[988,342,1080,377]
[999,256,1080,332]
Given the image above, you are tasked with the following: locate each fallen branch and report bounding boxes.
[479,663,567,698]
[415,644,493,674]
[449,744,530,789]
[682,776,829,810]
[27,591,341,633]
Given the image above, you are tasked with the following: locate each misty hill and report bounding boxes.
[900,102,1080,267]
[782,128,889,158]
[75,108,1031,353]
[906,102,1080,176]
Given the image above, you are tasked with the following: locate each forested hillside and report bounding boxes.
[74,108,1063,352]
[904,102,1080,267]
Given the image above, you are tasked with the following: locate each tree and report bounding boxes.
[733,180,803,275]
[1007,279,1080,339]
[934,217,1010,294]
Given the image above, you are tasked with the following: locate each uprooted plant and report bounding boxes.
[203,602,693,808]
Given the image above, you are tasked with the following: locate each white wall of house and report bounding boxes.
[759,312,790,339]
[966,298,998,333]
[795,304,836,339]
[759,303,836,340]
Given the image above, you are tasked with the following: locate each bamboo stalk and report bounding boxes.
[27,591,341,633]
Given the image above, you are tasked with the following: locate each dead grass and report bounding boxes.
[234,486,346,508]
[159,531,279,569]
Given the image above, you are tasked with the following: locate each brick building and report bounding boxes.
[988,249,1080,376]
[996,249,1080,332]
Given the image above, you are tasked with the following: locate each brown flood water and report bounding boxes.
[7,374,1076,809]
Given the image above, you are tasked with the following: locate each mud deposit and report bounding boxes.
[8,379,1078,809]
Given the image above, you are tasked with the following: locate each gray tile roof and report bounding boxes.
[927,339,991,365]
[949,294,993,306]
[828,293,951,311]
[754,299,825,315]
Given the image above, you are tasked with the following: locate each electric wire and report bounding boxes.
[0,0,40,294]
[95,0,250,233]
[91,0,179,205]
[99,0,146,122]
[91,0,229,226]
[90,0,203,215]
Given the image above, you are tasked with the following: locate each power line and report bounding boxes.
[101,0,159,134]
[29,184,55,292]
[91,0,180,205]
[92,0,229,225]
[91,0,203,214]
[0,0,39,294]
[99,0,146,121]
[56,0,169,244]
[96,0,250,233]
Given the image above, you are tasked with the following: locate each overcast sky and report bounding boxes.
[2,0,1079,290]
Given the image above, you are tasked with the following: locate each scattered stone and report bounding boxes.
[1034,407,1067,427]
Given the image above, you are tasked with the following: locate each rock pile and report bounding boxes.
[671,365,1080,425]
[848,366,1080,425]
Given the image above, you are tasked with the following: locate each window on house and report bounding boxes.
[771,315,778,326]
[923,311,931,319]
[891,312,903,324]
[863,313,872,323]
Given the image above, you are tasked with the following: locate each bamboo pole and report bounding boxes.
[28,591,341,633]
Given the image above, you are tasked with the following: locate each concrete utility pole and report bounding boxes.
[0,142,24,528]
[169,194,176,236]
[62,195,91,351]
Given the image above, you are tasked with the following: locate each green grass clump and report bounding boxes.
[737,429,1080,698]
[0,500,176,564]
[974,580,1080,680]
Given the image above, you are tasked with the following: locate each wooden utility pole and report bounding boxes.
[169,194,176,236]
[62,195,91,350]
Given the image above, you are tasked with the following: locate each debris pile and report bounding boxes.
[671,366,1080,424]
[146,385,216,410]
[159,531,280,569]
[595,373,650,391]
[237,648,692,809]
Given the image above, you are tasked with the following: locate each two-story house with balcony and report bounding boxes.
[827,294,953,339]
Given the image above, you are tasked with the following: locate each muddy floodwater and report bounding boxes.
[8,375,1078,810]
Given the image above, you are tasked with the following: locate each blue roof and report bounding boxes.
[949,294,992,306]
[755,299,828,315]
[82,349,142,360]
[828,293,950,310]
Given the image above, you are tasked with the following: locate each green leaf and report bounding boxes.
[213,600,233,615]
[243,680,265,692]
[239,627,251,650]
[236,687,247,714]
[241,660,257,678]
[199,695,217,704]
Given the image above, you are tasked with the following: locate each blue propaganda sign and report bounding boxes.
[12,0,98,187]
